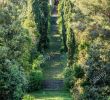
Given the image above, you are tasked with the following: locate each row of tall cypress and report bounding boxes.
[0,0,49,99]
[33,0,49,52]
[58,0,110,99]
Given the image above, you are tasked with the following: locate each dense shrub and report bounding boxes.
[73,64,84,79]
[64,64,84,89]
[0,1,29,100]
[0,0,47,99]
[58,0,110,99]
[64,67,75,89]
[31,55,44,70]
[27,55,44,92]
[0,60,27,100]
[28,69,43,92]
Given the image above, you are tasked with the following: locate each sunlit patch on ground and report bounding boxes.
[23,91,72,100]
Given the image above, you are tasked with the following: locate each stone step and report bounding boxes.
[51,16,57,25]
[51,24,57,28]
[51,29,58,32]
[51,27,58,33]
[42,80,64,90]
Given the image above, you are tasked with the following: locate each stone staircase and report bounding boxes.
[42,6,65,91]
[42,80,64,90]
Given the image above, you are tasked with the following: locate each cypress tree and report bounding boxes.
[33,0,49,52]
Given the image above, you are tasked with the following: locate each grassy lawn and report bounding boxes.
[23,90,72,100]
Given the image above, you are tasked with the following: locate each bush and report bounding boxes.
[23,95,35,100]
[32,55,44,70]
[73,64,85,79]
[80,86,110,100]
[64,67,75,89]
[64,64,84,89]
[28,69,43,92]
[0,60,27,100]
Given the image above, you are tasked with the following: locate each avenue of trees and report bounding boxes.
[0,0,110,100]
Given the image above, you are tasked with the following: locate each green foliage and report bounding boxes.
[33,0,49,52]
[32,55,44,70]
[58,0,76,66]
[23,95,35,100]
[64,64,84,89]
[28,69,43,92]
[0,0,34,70]
[58,0,110,99]
[73,64,84,79]
[58,1,67,52]
[28,54,43,92]
[0,0,47,99]
[64,67,75,89]
[0,60,27,100]
[0,1,30,99]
